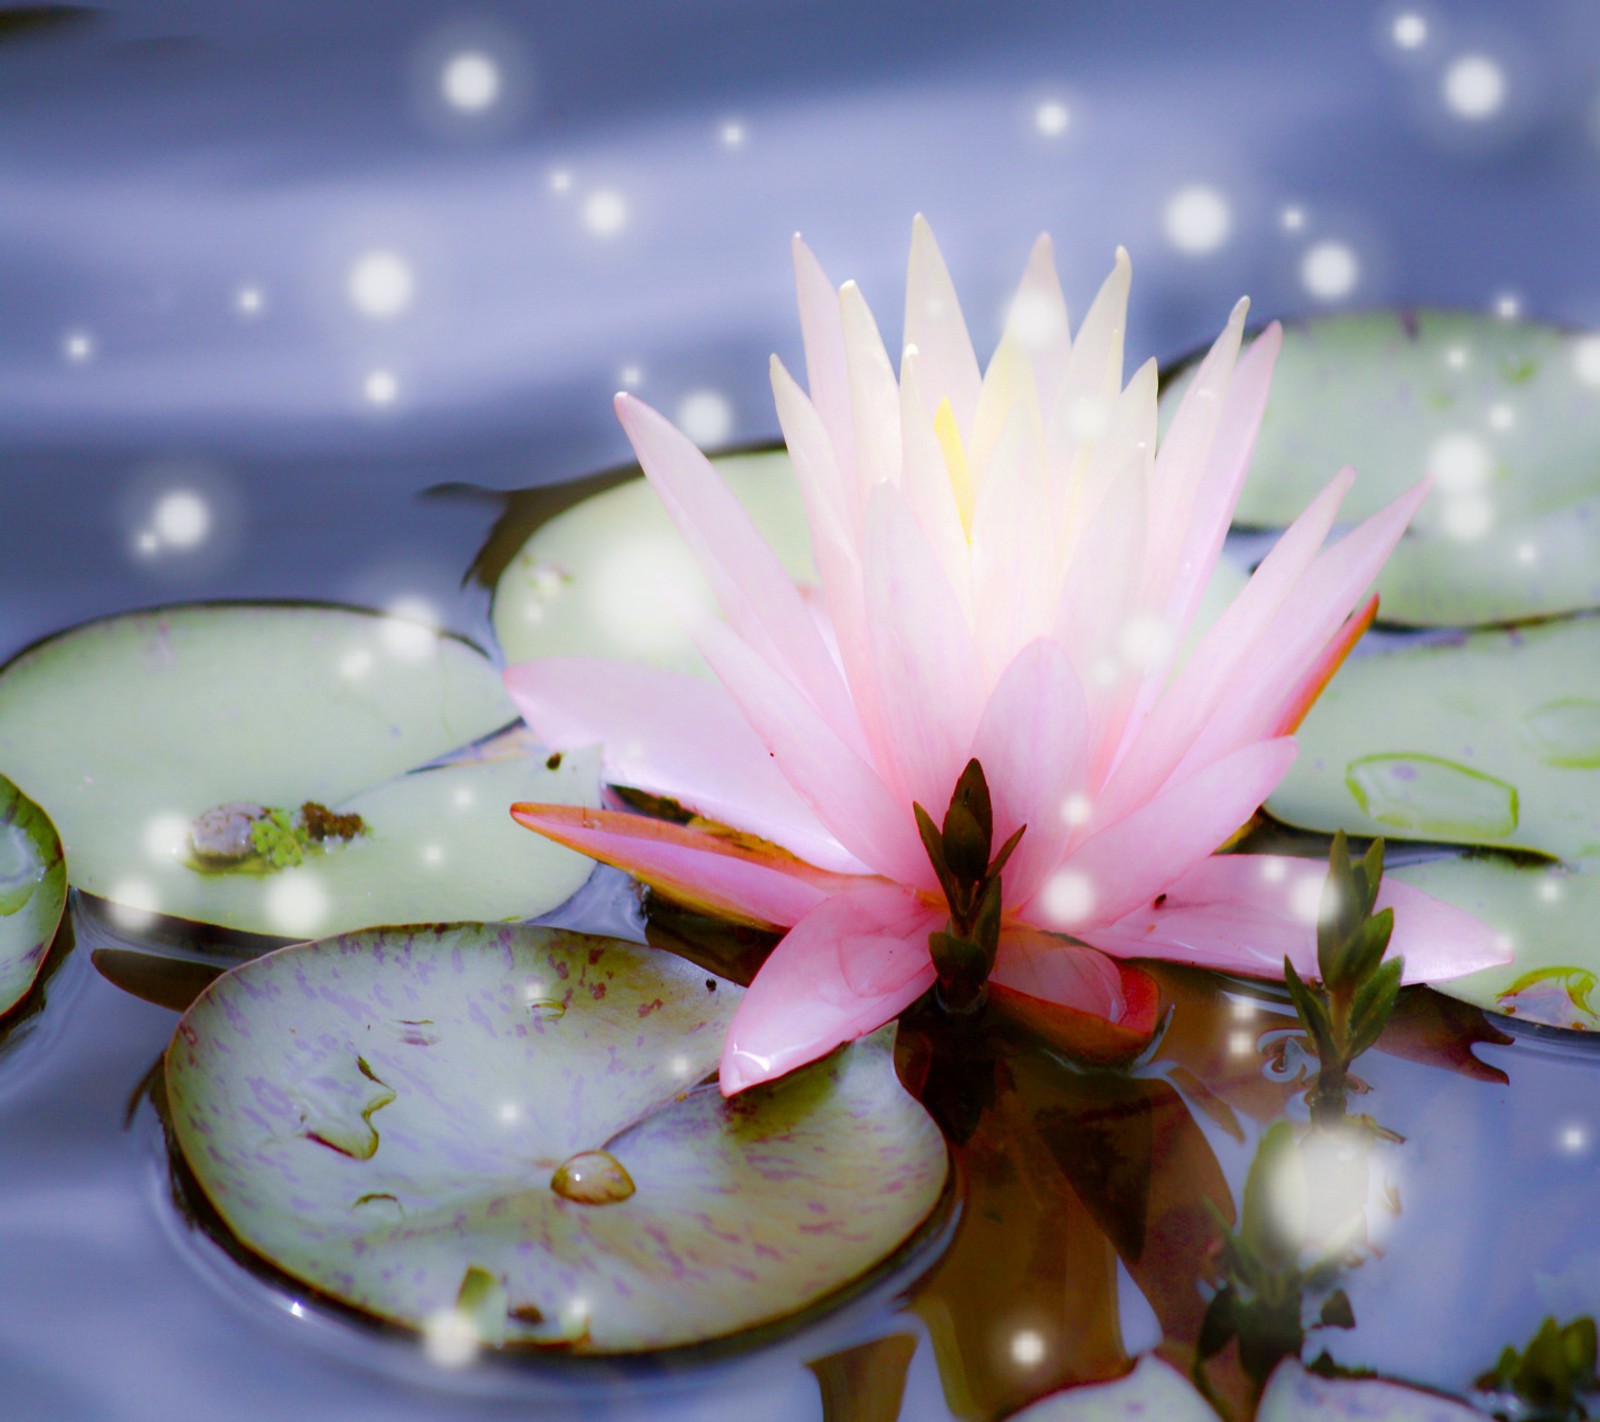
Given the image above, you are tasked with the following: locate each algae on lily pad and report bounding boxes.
[1267,618,1600,861]
[0,604,596,941]
[0,773,67,1018]
[164,924,948,1353]
[1162,310,1600,625]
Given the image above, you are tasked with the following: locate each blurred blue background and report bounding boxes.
[3,0,1598,661]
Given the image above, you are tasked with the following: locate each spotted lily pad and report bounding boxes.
[1268,619,1600,860]
[1393,856,1600,1028]
[164,924,949,1353]
[0,605,596,939]
[1005,1355,1219,1419]
[489,449,1249,677]
[1163,310,1600,625]
[0,774,66,1018]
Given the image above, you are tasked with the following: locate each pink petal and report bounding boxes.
[904,215,982,432]
[719,882,941,1094]
[503,658,864,874]
[968,638,1090,905]
[1171,479,1429,781]
[969,399,1055,677]
[840,278,903,493]
[1044,247,1130,437]
[898,346,974,616]
[1004,232,1072,408]
[1097,469,1355,823]
[613,394,860,741]
[990,923,1127,1019]
[1157,321,1281,641]
[1026,738,1299,930]
[1083,854,1512,984]
[793,234,855,484]
[509,803,861,929]
[694,612,933,888]
[862,482,987,815]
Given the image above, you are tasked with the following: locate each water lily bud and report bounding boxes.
[942,800,990,885]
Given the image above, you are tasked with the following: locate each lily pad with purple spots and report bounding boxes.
[164,923,949,1353]
[0,603,596,941]
[0,774,66,1019]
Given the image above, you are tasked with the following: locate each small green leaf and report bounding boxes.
[1348,957,1404,1058]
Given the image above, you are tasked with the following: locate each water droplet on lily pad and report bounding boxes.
[1345,753,1518,839]
[163,923,947,1353]
[550,1149,635,1205]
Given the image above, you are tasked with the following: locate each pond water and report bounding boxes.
[6,3,1600,1419]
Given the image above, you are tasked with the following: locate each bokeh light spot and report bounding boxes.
[1034,99,1070,137]
[1301,241,1359,301]
[348,251,414,319]
[153,490,210,549]
[582,189,629,238]
[440,50,500,113]
[1163,185,1231,255]
[1041,870,1096,927]
[1392,12,1427,49]
[1443,53,1506,121]
[1574,336,1600,387]
[365,370,399,406]
[676,390,734,446]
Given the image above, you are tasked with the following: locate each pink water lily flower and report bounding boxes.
[507,218,1507,1096]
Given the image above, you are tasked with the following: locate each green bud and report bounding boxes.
[942,800,990,884]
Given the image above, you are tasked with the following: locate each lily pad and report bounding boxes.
[0,604,596,939]
[1267,618,1600,860]
[164,924,949,1353]
[492,449,813,675]
[1393,855,1600,1029]
[0,774,67,1018]
[1006,1355,1219,1420]
[1258,1359,1482,1420]
[490,449,1250,677]
[1162,310,1600,625]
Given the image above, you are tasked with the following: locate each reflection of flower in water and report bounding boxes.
[508,219,1505,1095]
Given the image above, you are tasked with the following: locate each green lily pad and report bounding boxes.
[490,448,1250,676]
[1268,619,1600,860]
[1163,310,1600,625]
[0,774,67,1018]
[1258,1360,1482,1420]
[1393,855,1600,1029]
[492,449,814,675]
[1006,1355,1219,1419]
[164,924,949,1353]
[0,604,597,940]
